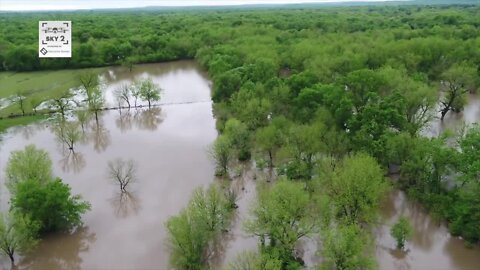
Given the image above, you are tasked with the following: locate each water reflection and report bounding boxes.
[59,150,86,174]
[109,191,141,218]
[88,121,110,153]
[115,108,164,132]
[17,227,96,270]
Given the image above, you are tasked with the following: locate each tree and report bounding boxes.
[457,125,480,186]
[225,251,282,270]
[30,97,42,114]
[245,180,315,263]
[439,63,477,120]
[139,78,161,108]
[49,90,74,120]
[166,207,209,270]
[224,118,251,161]
[255,124,282,168]
[12,178,91,234]
[80,72,105,122]
[54,121,82,151]
[191,185,233,232]
[324,153,388,224]
[211,135,233,177]
[0,213,40,264]
[283,123,323,180]
[114,84,132,109]
[131,81,141,108]
[107,158,137,193]
[166,185,233,270]
[5,144,52,192]
[76,110,90,132]
[12,91,27,116]
[320,224,375,270]
[390,216,413,250]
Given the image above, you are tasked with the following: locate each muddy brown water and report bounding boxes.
[0,61,217,270]
[0,62,479,269]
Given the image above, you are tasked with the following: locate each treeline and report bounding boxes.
[0,5,480,72]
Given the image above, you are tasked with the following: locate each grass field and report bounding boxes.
[0,114,47,134]
[0,67,103,117]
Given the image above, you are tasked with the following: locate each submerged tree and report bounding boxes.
[320,224,376,270]
[211,135,233,177]
[114,83,132,109]
[166,185,233,270]
[138,78,161,108]
[49,90,74,120]
[439,63,477,120]
[325,153,388,225]
[79,72,105,122]
[76,110,90,132]
[225,251,282,270]
[107,158,137,193]
[12,178,91,234]
[224,118,251,161]
[0,213,40,264]
[54,121,82,151]
[5,144,53,192]
[390,216,413,250]
[245,180,315,263]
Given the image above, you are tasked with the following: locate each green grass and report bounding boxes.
[0,115,47,134]
[0,67,104,117]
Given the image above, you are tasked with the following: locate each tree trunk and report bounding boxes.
[8,252,14,264]
[148,100,151,108]
[268,150,274,168]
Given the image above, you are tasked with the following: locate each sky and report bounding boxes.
[0,0,398,11]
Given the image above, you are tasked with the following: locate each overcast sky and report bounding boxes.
[0,0,398,11]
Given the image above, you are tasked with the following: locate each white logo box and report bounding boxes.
[39,21,72,58]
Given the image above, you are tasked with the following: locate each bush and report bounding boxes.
[12,178,91,234]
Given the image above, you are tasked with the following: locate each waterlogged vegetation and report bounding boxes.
[0,2,480,270]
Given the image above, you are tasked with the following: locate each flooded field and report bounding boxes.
[0,61,217,270]
[0,61,479,270]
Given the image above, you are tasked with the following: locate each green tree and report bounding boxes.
[139,78,161,108]
[325,153,388,224]
[49,90,74,120]
[224,118,251,161]
[12,178,91,234]
[54,121,82,151]
[0,212,39,265]
[255,123,284,168]
[245,180,315,263]
[79,72,105,122]
[457,125,480,186]
[0,213,40,264]
[211,135,233,177]
[320,224,375,270]
[390,216,413,250]
[225,251,282,270]
[440,63,477,120]
[5,144,52,192]
[166,185,233,270]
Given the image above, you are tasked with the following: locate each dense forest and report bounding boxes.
[1,3,480,269]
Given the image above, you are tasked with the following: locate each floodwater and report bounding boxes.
[0,61,217,270]
[0,62,479,270]
[423,93,480,137]
[376,190,480,270]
